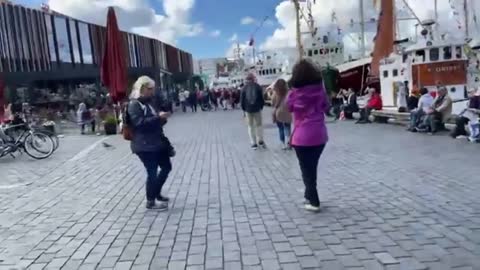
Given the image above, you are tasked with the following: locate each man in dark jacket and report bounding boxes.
[241,73,266,149]
[128,76,172,210]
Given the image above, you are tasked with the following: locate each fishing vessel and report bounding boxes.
[375,0,480,114]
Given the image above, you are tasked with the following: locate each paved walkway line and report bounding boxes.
[67,136,110,163]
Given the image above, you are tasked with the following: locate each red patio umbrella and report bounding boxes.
[101,7,128,103]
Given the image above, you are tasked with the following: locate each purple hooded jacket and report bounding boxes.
[287,84,329,146]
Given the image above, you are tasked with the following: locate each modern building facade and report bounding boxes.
[0,2,193,103]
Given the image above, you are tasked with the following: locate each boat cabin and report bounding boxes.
[379,22,470,113]
[304,35,344,67]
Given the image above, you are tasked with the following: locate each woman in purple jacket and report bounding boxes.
[287,59,329,212]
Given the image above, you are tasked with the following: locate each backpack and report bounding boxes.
[245,84,259,106]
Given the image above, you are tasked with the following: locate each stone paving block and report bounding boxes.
[0,112,479,269]
[374,252,399,265]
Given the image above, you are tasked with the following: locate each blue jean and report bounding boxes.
[276,122,291,144]
[409,109,425,129]
[137,151,172,201]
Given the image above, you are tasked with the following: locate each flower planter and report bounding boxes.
[42,124,55,134]
[104,123,117,135]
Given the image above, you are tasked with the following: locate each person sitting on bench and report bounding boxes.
[408,87,434,132]
[450,88,480,139]
[341,88,359,120]
[332,89,347,119]
[356,88,382,124]
[416,86,452,134]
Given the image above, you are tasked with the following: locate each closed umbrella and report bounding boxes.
[101,7,127,103]
[0,74,5,122]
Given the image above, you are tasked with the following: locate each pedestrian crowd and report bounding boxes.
[178,87,241,113]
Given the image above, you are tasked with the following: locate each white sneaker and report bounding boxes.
[468,137,478,143]
[304,204,320,212]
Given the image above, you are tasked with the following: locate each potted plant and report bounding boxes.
[104,116,118,135]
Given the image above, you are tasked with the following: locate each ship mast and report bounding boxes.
[464,0,469,39]
[293,0,304,60]
[359,0,366,57]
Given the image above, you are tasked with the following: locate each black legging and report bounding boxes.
[451,116,469,137]
[294,145,326,207]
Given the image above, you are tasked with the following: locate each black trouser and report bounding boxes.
[451,116,469,137]
[359,108,372,122]
[137,150,172,201]
[294,145,326,207]
[191,102,197,112]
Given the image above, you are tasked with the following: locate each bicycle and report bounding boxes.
[0,123,55,160]
[31,125,60,151]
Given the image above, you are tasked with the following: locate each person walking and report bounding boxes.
[272,79,292,150]
[241,73,266,149]
[287,59,329,212]
[77,102,95,134]
[188,90,198,112]
[179,90,187,113]
[210,89,218,110]
[126,76,173,210]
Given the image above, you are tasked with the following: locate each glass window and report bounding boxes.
[335,48,339,53]
[18,8,30,62]
[314,49,318,55]
[455,46,462,58]
[128,34,136,67]
[443,46,452,60]
[44,14,57,63]
[78,23,92,64]
[383,70,388,78]
[415,50,425,62]
[53,16,71,63]
[69,20,81,63]
[429,48,439,61]
[393,69,398,77]
[308,50,312,57]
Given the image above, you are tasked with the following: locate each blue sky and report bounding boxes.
[176,0,279,58]
[16,0,282,59]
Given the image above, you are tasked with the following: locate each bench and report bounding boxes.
[370,109,410,124]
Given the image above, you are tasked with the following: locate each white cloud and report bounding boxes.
[241,16,256,25]
[210,30,221,37]
[264,19,275,27]
[229,33,239,42]
[260,0,476,60]
[47,0,202,45]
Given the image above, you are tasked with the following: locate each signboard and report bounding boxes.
[412,60,467,87]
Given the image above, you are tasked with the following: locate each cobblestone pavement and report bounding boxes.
[0,110,479,270]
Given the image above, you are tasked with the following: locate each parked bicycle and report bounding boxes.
[0,123,56,160]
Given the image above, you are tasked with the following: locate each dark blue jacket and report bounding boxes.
[127,98,167,153]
